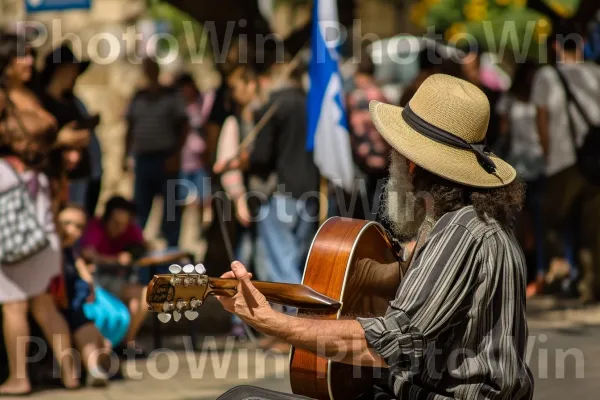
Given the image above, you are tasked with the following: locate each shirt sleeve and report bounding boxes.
[531,66,554,107]
[217,116,246,199]
[79,219,102,250]
[127,223,145,245]
[357,224,481,373]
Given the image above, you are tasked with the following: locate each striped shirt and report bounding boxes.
[126,87,188,155]
[358,206,534,399]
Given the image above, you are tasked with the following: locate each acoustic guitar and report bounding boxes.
[146,217,402,399]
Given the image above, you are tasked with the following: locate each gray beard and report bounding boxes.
[380,152,426,242]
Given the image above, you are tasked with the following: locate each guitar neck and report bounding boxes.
[207,278,341,311]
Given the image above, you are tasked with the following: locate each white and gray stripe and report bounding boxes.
[126,87,188,155]
[358,206,534,399]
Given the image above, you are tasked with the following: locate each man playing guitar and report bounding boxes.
[216,75,534,399]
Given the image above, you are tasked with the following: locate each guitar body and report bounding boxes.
[290,217,401,400]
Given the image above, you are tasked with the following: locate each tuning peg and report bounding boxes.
[163,301,173,312]
[169,264,182,274]
[182,264,195,274]
[195,263,206,274]
[176,299,187,311]
[184,310,199,321]
[173,310,182,322]
[190,298,203,309]
[184,276,195,287]
[158,313,172,324]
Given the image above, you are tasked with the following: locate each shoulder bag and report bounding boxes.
[554,66,600,185]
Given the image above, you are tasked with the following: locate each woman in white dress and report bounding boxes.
[0,34,80,395]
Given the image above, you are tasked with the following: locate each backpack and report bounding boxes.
[555,66,600,185]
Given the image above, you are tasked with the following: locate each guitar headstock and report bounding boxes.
[146,263,208,324]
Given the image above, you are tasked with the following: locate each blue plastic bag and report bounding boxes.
[83,286,131,346]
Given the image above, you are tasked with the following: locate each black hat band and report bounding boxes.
[402,105,497,174]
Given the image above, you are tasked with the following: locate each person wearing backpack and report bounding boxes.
[532,25,600,303]
[497,61,546,296]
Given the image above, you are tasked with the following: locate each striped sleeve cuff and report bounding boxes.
[357,311,426,373]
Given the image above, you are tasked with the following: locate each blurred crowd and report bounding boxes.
[1,18,600,394]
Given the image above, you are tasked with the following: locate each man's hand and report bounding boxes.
[118,251,133,266]
[55,122,91,149]
[216,261,274,327]
[86,282,96,303]
[213,150,250,174]
[216,263,385,368]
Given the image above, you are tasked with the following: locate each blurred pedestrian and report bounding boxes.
[216,65,273,337]
[532,27,600,302]
[204,38,248,167]
[215,58,320,284]
[80,195,148,348]
[0,33,80,395]
[58,204,111,387]
[461,50,502,150]
[347,48,391,221]
[125,57,187,247]
[175,73,213,232]
[39,43,102,216]
[497,61,546,296]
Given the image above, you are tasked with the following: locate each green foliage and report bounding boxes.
[147,0,207,61]
[412,0,583,59]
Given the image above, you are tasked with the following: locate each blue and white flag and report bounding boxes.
[307,0,354,192]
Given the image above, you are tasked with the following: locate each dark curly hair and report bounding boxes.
[0,33,28,87]
[412,166,525,228]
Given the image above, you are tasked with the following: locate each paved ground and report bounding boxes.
[529,325,600,399]
[23,328,599,400]
[28,338,292,400]
[13,297,600,400]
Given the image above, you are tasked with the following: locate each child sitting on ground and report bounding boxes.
[80,196,148,352]
[58,204,111,387]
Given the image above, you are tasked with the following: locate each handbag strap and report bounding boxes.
[0,157,38,199]
[505,95,515,147]
[553,66,593,151]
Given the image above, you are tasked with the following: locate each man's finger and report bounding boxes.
[213,161,225,174]
[221,271,252,280]
[220,271,236,279]
[231,261,251,281]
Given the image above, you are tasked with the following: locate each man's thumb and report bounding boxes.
[231,261,250,281]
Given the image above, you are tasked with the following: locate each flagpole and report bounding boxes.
[319,176,329,226]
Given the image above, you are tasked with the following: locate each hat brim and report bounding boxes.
[40,61,90,87]
[370,101,516,188]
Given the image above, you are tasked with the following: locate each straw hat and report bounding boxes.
[370,74,516,188]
